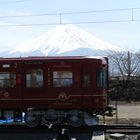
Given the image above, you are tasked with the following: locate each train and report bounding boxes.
[0,56,113,127]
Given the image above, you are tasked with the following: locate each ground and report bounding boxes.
[101,101,140,124]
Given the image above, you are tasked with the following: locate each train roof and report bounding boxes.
[0,56,107,64]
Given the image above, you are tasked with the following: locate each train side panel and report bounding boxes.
[0,61,22,109]
[0,57,108,110]
[21,59,83,109]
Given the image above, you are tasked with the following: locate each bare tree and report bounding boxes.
[108,51,140,101]
[109,51,140,80]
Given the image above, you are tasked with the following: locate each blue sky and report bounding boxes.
[0,0,140,52]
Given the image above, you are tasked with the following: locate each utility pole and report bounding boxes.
[127,51,131,81]
[115,100,118,124]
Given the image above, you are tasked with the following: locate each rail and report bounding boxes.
[0,124,139,139]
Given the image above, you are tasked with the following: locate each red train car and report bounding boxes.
[0,56,113,127]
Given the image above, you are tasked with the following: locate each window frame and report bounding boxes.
[0,71,16,88]
[82,72,91,88]
[25,69,44,88]
[97,69,107,88]
[53,70,73,88]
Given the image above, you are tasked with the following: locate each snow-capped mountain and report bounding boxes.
[0,24,123,57]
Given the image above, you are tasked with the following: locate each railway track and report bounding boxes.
[104,124,140,134]
[0,124,139,134]
[0,124,139,140]
[0,124,93,140]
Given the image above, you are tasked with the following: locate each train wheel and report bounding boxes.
[69,114,84,127]
[24,113,40,127]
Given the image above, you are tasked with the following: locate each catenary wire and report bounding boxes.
[0,19,140,27]
[0,7,140,18]
[0,0,32,4]
[0,7,139,27]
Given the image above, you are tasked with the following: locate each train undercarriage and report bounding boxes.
[0,107,114,127]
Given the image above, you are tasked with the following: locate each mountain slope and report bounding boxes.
[1,24,123,57]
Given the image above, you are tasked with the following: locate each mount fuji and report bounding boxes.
[0,24,123,57]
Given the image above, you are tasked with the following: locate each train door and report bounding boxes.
[0,62,22,108]
[21,62,45,108]
[82,63,95,108]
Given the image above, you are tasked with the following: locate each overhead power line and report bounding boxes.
[0,0,32,4]
[62,7,140,15]
[0,7,140,27]
[0,7,140,19]
[0,13,60,19]
[0,19,140,27]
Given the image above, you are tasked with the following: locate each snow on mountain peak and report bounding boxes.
[9,24,123,56]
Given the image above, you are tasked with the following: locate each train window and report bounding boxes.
[97,69,107,88]
[26,69,43,88]
[83,73,91,88]
[53,71,73,87]
[0,72,16,88]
